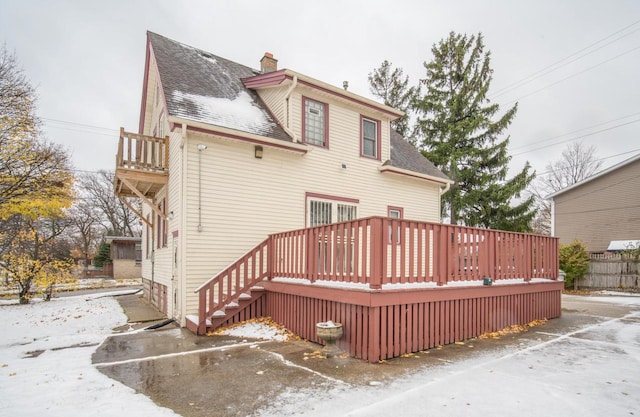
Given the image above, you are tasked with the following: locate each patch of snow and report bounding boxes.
[218,321,289,342]
[171,90,276,136]
[0,293,178,416]
[317,320,337,328]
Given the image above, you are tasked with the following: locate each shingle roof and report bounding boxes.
[148,32,291,141]
[386,130,451,182]
[148,32,449,183]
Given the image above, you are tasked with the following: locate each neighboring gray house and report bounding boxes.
[548,153,640,252]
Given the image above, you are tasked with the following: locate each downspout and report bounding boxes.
[197,143,207,232]
[151,223,155,303]
[283,75,298,141]
[439,181,451,196]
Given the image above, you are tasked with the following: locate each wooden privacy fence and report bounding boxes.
[580,253,640,288]
[271,217,558,287]
[194,217,558,334]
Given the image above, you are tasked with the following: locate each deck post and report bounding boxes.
[266,235,274,280]
[370,217,383,290]
[197,289,207,335]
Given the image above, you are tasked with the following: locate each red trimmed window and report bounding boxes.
[388,206,404,244]
[302,97,328,148]
[156,198,168,249]
[361,116,380,159]
[306,193,358,227]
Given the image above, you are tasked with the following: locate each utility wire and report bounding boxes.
[535,148,640,177]
[498,45,640,107]
[512,118,640,156]
[492,19,640,97]
[511,112,640,151]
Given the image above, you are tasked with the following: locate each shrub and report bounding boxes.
[559,240,589,290]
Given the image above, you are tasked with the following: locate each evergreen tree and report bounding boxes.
[93,242,111,268]
[368,60,418,139]
[413,32,536,231]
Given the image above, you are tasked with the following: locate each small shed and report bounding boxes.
[105,236,142,280]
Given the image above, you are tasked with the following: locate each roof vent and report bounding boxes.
[260,52,278,73]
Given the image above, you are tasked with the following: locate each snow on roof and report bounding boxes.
[171,90,277,137]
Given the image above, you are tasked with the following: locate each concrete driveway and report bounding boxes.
[93,293,640,416]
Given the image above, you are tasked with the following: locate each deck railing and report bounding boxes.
[270,217,558,288]
[195,239,269,334]
[194,217,558,333]
[116,128,169,172]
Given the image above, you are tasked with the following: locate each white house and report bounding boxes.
[114,32,452,325]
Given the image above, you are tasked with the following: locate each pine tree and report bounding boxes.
[413,32,536,231]
[368,60,418,139]
[93,242,111,268]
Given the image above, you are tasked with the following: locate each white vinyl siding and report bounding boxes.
[151,86,442,318]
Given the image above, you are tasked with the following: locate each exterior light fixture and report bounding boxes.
[254,145,263,159]
[197,144,207,151]
[168,211,174,220]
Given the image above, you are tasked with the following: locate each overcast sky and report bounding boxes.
[2,0,639,180]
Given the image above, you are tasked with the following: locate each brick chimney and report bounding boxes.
[260,52,278,73]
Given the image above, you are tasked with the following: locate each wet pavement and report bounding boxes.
[92,293,640,417]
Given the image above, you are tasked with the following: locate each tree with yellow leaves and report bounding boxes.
[0,45,75,302]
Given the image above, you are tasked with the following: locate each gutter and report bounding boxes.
[282,75,298,141]
[379,165,454,189]
[170,116,308,154]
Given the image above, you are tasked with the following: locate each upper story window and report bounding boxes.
[303,97,328,148]
[158,112,165,138]
[361,117,380,160]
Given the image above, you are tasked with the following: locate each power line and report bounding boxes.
[512,118,640,156]
[511,112,640,152]
[492,19,640,98]
[40,117,119,133]
[498,45,640,107]
[535,148,640,177]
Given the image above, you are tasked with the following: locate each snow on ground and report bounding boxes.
[217,320,290,341]
[1,291,639,417]
[255,293,640,417]
[0,292,179,417]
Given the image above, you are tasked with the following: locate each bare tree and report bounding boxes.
[67,201,102,272]
[77,170,140,237]
[529,142,603,235]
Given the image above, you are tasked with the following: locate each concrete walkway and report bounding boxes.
[93,293,640,417]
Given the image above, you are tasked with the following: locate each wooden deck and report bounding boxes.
[114,128,169,224]
[188,217,561,362]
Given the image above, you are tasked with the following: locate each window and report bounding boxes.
[158,112,165,138]
[388,206,404,244]
[361,117,380,159]
[303,97,328,147]
[145,214,151,259]
[307,194,358,275]
[156,198,168,249]
[306,193,358,227]
[135,243,142,266]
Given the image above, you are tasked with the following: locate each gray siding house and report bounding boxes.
[548,153,640,252]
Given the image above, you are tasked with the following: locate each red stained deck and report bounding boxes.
[189,217,561,362]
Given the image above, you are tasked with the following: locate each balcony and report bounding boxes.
[114,128,168,201]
